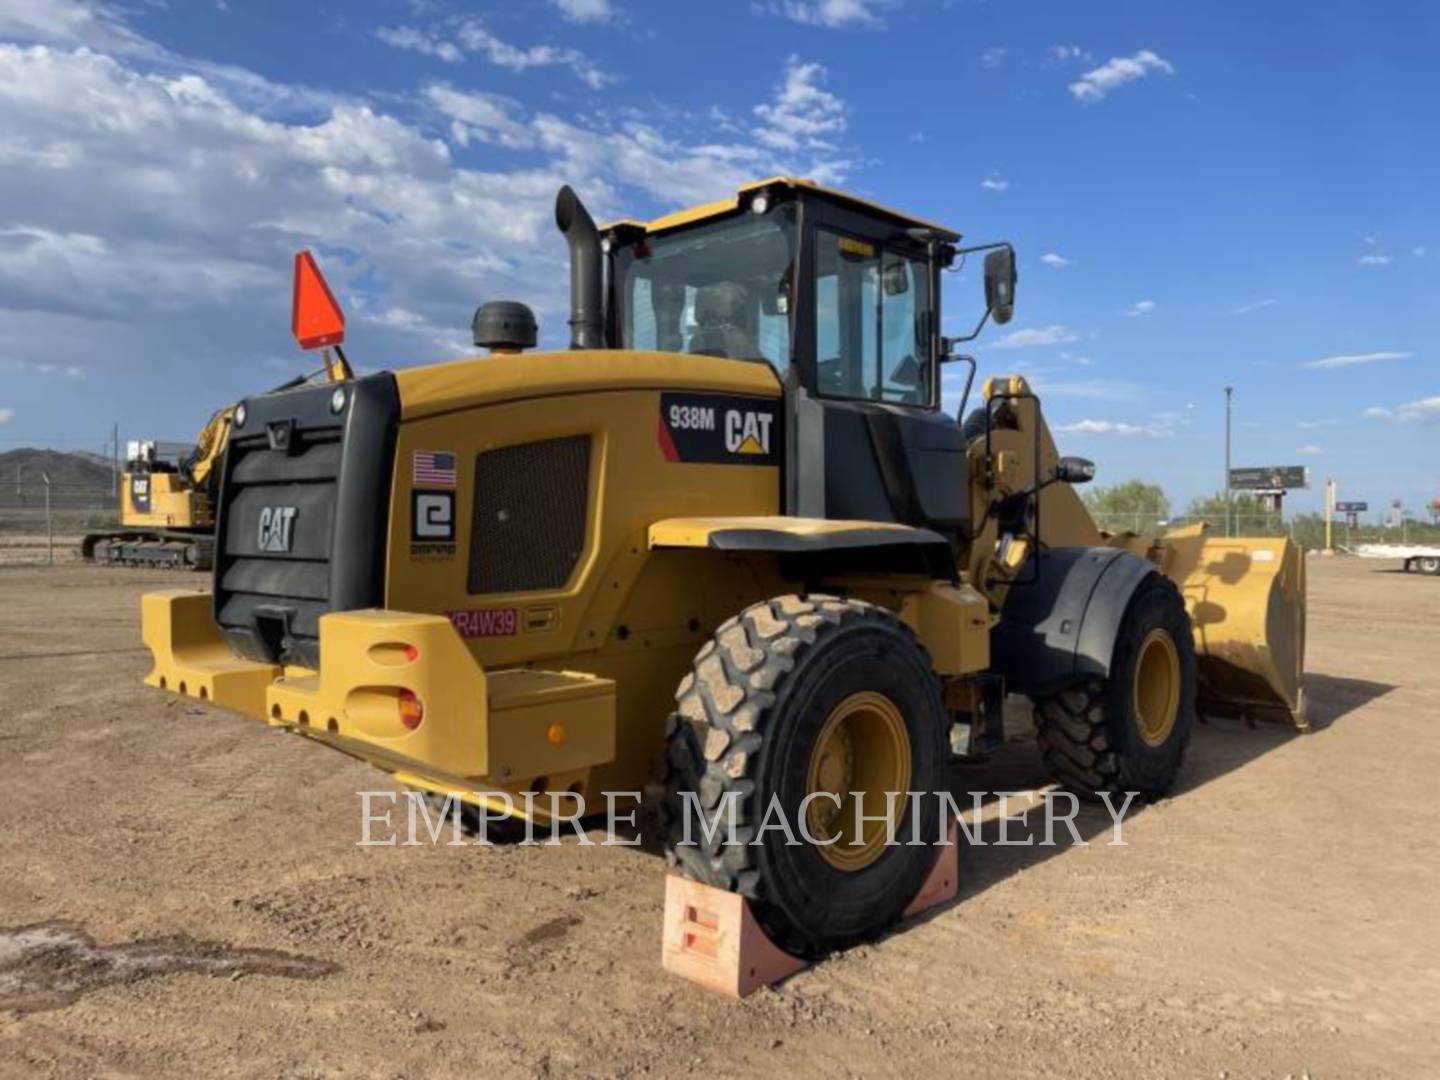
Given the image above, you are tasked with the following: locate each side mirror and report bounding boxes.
[882,261,910,296]
[1055,456,1096,485]
[984,247,1017,325]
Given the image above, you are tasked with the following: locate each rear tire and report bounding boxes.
[1033,574,1196,800]
[661,595,949,959]
[1420,556,1440,576]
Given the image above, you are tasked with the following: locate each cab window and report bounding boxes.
[814,229,932,406]
[617,208,795,377]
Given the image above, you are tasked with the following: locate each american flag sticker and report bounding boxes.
[412,450,457,487]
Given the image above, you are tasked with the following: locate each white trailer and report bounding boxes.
[1353,543,1440,574]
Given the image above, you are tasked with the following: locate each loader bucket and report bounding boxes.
[1161,527,1307,730]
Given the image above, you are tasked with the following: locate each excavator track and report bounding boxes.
[81,529,213,571]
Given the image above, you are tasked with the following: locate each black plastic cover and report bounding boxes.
[212,374,399,668]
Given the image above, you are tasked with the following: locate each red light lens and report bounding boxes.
[404,644,419,663]
[398,689,424,731]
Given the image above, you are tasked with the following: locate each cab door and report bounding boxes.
[785,202,969,534]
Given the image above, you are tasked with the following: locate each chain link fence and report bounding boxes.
[1090,512,1440,551]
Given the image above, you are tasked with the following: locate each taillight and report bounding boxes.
[398,689,424,731]
[404,644,420,663]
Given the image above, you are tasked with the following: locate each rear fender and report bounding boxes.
[647,515,957,580]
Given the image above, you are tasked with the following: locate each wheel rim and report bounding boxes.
[1133,629,1181,748]
[1422,558,1439,573]
[805,690,911,872]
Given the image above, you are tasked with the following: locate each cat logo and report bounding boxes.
[257,505,298,553]
[724,409,773,455]
[658,391,780,466]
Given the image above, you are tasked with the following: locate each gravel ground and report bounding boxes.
[0,556,1436,1078]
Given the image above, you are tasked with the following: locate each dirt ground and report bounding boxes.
[0,557,1436,1078]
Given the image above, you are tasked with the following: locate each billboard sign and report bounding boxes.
[1229,466,1309,491]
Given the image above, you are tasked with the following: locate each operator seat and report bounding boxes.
[688,282,759,360]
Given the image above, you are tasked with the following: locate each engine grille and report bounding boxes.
[468,435,591,594]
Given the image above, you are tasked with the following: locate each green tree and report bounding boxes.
[1082,480,1169,521]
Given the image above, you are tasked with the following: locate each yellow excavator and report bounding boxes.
[141,180,1305,958]
[84,349,352,570]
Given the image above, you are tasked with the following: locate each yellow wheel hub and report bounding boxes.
[805,691,911,872]
[1133,629,1180,748]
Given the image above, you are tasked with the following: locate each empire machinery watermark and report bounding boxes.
[356,788,1142,849]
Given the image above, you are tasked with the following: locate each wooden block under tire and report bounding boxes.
[661,820,960,998]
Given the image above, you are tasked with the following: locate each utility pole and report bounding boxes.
[112,421,119,497]
[1224,385,1233,537]
[1324,477,1335,552]
[41,471,53,566]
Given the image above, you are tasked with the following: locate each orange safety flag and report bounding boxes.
[292,250,345,349]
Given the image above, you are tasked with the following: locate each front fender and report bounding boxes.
[991,547,1157,697]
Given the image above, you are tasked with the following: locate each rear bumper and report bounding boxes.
[142,590,617,795]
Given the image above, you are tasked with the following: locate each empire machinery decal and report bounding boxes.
[657,392,780,466]
[410,489,456,559]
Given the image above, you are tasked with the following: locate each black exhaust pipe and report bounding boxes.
[555,185,604,350]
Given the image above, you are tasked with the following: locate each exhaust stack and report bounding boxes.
[555,185,604,350]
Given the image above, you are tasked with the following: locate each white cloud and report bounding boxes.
[425,85,534,149]
[1398,397,1440,422]
[1296,444,1324,455]
[753,56,848,153]
[0,0,155,56]
[375,25,463,64]
[455,19,614,88]
[1050,45,1090,62]
[1034,378,1142,401]
[4,358,86,379]
[376,18,615,89]
[0,36,856,384]
[1414,245,1427,258]
[1055,418,1165,437]
[1069,50,1175,103]
[1039,252,1070,268]
[552,0,618,23]
[989,325,1080,349]
[1367,396,1440,424]
[1298,351,1411,370]
[980,47,1008,69]
[1123,299,1156,317]
[1357,253,1392,266]
[1362,397,1440,423]
[980,174,1009,192]
[1232,297,1276,315]
[0,406,13,424]
[771,0,885,28]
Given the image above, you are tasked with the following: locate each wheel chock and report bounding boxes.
[661,821,960,998]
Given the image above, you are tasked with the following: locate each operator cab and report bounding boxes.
[591,178,1017,537]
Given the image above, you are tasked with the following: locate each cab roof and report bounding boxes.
[601,177,960,243]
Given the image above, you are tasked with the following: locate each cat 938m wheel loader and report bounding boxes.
[142,179,1305,959]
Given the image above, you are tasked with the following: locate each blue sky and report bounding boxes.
[0,0,1434,516]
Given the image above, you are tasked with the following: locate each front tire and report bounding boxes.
[1034,574,1196,800]
[662,595,949,959]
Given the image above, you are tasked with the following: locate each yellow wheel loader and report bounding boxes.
[141,178,1305,959]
